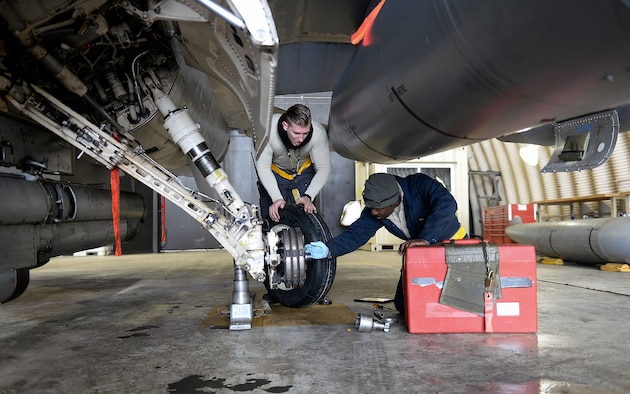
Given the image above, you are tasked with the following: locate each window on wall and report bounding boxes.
[385,166,453,192]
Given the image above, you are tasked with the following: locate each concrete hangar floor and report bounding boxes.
[1,249,629,393]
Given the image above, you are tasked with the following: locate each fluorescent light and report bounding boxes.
[519,145,539,166]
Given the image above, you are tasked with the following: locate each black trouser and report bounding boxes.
[258,167,316,220]
[394,272,406,314]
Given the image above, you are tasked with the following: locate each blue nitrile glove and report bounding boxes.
[305,241,329,259]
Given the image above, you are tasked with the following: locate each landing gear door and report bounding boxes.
[541,110,619,173]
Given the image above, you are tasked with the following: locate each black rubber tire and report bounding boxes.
[264,204,336,308]
[0,268,30,304]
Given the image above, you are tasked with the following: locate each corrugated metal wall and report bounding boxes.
[468,132,630,235]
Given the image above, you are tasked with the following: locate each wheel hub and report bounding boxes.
[266,225,307,289]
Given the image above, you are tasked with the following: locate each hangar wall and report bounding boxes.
[468,132,630,236]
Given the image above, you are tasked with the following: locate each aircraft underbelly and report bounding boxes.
[329,0,630,163]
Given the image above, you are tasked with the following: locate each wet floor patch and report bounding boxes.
[199,303,356,329]
[167,374,292,393]
[117,325,159,339]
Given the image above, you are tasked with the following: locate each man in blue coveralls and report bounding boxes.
[306,172,468,314]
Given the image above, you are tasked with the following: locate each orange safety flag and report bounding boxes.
[160,195,167,248]
[111,167,122,256]
[350,0,386,45]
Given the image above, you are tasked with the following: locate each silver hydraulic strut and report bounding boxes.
[149,82,261,330]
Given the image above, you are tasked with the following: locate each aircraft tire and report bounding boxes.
[0,268,30,304]
[264,204,336,308]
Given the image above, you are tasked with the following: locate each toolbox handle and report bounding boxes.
[438,238,490,246]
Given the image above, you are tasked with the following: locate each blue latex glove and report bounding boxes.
[305,241,329,259]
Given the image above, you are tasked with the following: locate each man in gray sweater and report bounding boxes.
[257,104,331,222]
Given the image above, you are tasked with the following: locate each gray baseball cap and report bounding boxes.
[362,173,400,209]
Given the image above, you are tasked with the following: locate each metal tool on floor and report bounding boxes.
[355,307,397,333]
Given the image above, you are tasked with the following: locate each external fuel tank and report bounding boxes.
[505,217,630,265]
[0,175,146,268]
[328,0,630,163]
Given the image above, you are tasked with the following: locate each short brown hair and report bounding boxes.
[284,104,311,127]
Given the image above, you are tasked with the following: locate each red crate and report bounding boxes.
[403,241,537,333]
[483,203,537,244]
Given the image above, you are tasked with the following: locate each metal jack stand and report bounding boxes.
[230,265,253,330]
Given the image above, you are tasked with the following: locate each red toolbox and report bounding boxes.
[403,241,537,334]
